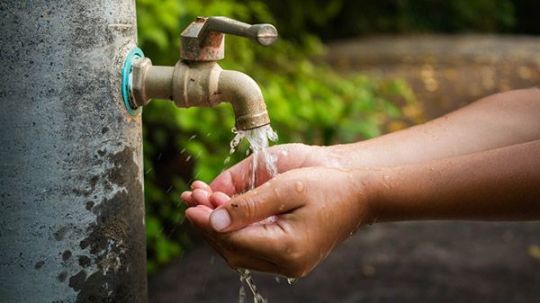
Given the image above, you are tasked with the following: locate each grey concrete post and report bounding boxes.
[0,1,147,302]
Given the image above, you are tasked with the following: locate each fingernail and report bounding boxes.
[210,209,231,231]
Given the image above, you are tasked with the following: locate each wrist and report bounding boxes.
[349,168,386,225]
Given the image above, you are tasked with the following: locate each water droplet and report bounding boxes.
[189,135,197,140]
[294,181,305,193]
[361,264,376,277]
[382,175,391,189]
[368,217,379,226]
[273,188,281,199]
[186,155,192,162]
[287,277,298,285]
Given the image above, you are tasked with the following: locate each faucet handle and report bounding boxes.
[205,16,278,46]
[180,16,278,61]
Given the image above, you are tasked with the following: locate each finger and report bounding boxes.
[209,192,231,208]
[185,205,212,230]
[210,153,276,195]
[188,211,286,275]
[187,207,232,262]
[218,221,291,261]
[210,160,250,196]
[188,204,295,275]
[209,177,304,232]
[185,206,265,265]
[222,219,311,278]
[192,188,214,208]
[191,180,211,192]
[180,191,194,206]
[191,219,284,275]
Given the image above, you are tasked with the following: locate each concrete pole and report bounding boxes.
[0,1,147,302]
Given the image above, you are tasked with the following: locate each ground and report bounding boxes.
[148,35,540,302]
[149,222,540,303]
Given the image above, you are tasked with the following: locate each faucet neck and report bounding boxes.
[131,58,269,130]
[217,70,270,130]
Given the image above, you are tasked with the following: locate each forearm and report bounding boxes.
[363,140,540,222]
[328,88,540,169]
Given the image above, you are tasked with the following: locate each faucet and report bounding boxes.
[126,16,278,130]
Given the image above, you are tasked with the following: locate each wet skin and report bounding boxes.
[181,88,540,278]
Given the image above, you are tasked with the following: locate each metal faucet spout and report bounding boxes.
[218,70,270,130]
[130,59,270,131]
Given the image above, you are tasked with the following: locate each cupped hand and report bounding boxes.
[183,167,373,278]
[181,143,340,209]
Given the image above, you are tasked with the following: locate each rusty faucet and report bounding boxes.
[127,16,278,130]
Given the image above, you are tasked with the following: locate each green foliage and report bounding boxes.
[265,0,517,40]
[137,0,421,273]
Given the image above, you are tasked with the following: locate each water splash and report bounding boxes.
[226,125,279,189]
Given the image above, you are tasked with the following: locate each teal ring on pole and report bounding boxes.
[121,47,144,116]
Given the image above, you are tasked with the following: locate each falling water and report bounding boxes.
[227,125,278,303]
[226,125,278,184]
[238,269,267,303]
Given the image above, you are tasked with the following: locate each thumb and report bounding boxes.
[209,179,303,232]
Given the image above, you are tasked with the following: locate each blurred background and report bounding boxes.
[135,0,540,302]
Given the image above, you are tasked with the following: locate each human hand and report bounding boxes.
[181,143,341,209]
[183,167,372,278]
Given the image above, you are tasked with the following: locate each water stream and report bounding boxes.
[228,125,278,303]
